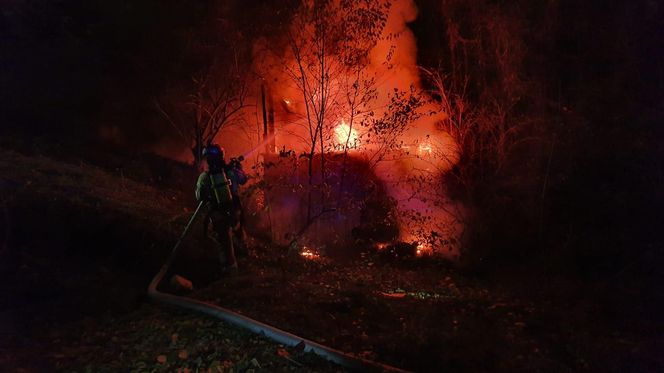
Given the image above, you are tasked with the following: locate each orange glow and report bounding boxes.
[380,291,406,298]
[300,247,321,260]
[375,242,388,251]
[415,242,432,257]
[244,0,464,259]
[418,141,432,156]
[334,120,359,150]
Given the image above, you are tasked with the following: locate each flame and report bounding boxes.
[334,120,359,150]
[300,247,321,260]
[375,242,388,251]
[418,141,432,156]
[244,0,464,259]
[416,242,432,257]
[381,291,407,298]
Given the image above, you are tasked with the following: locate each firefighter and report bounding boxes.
[196,144,247,272]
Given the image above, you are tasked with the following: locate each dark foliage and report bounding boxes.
[3,0,661,283]
[0,0,297,149]
[412,0,664,282]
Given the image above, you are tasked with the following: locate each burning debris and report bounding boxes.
[372,241,433,259]
[416,242,432,257]
[159,0,466,259]
[300,246,322,260]
[235,0,464,257]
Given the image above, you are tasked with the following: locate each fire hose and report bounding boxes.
[147,200,410,372]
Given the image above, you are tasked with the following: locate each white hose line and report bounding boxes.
[147,233,411,372]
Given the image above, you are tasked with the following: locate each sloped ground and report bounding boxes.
[0,148,341,372]
[193,247,663,372]
[0,147,661,372]
[37,304,342,372]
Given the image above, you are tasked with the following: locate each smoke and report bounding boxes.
[215,0,465,256]
[365,0,463,256]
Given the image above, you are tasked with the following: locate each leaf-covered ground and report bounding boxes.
[192,246,663,372]
[1,147,662,373]
[33,304,343,373]
[0,148,344,372]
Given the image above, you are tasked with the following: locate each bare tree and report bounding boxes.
[263,0,431,248]
[414,2,541,257]
[282,0,393,221]
[156,52,250,168]
[421,66,534,204]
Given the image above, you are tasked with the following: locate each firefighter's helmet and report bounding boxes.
[202,144,224,159]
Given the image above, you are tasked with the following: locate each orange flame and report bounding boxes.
[334,120,359,150]
[375,242,388,251]
[416,242,432,257]
[300,247,321,260]
[418,141,432,156]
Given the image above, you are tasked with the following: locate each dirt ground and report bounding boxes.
[3,303,344,373]
[1,147,662,372]
[0,148,341,372]
[192,244,663,372]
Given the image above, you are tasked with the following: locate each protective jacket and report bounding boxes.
[195,163,247,269]
[195,164,247,208]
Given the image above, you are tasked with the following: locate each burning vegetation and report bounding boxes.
[2,0,663,372]
[170,0,469,258]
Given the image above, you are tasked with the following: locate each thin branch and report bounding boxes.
[153,99,188,141]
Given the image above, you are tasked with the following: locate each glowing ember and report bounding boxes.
[334,120,359,149]
[380,291,406,298]
[375,242,388,251]
[418,141,432,156]
[416,242,432,257]
[300,247,321,260]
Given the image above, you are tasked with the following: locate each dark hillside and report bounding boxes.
[0,149,339,372]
